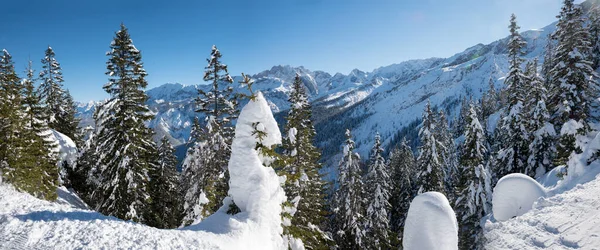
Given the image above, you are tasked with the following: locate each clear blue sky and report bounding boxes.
[2,0,567,102]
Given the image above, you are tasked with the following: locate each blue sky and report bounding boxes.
[2,0,566,102]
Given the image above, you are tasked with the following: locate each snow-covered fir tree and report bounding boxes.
[496,14,530,179]
[364,132,391,249]
[147,136,181,229]
[39,46,79,143]
[388,138,416,246]
[415,101,445,195]
[181,45,239,224]
[88,24,158,223]
[179,116,214,226]
[589,5,600,70]
[549,0,596,167]
[525,59,556,178]
[280,74,330,249]
[455,104,491,250]
[0,49,22,183]
[481,77,500,121]
[332,129,366,249]
[436,110,458,200]
[13,60,59,200]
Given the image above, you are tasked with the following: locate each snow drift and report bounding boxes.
[0,92,289,250]
[492,173,546,222]
[403,192,458,250]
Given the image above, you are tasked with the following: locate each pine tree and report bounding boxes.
[415,101,445,195]
[388,138,416,247]
[364,132,391,249]
[7,60,59,200]
[0,50,28,191]
[589,5,600,71]
[39,46,65,129]
[332,129,366,249]
[455,104,491,250]
[496,14,530,178]
[180,118,212,226]
[280,74,330,249]
[525,59,557,178]
[454,95,470,136]
[71,127,98,204]
[549,0,597,167]
[185,45,239,220]
[147,136,181,229]
[0,50,25,187]
[88,24,157,222]
[481,77,499,121]
[542,35,556,88]
[58,90,81,145]
[437,110,458,201]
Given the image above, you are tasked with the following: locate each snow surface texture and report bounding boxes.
[486,129,600,249]
[0,92,290,250]
[486,168,600,249]
[492,173,547,222]
[403,192,458,250]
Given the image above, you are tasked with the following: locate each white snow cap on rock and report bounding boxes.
[403,192,458,250]
[492,173,546,222]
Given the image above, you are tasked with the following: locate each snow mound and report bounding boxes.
[492,173,546,222]
[0,92,288,250]
[50,130,78,166]
[403,192,458,250]
[485,170,600,249]
[227,91,286,247]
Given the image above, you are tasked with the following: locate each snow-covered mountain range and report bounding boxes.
[78,18,556,175]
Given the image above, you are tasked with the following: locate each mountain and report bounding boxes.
[77,19,555,178]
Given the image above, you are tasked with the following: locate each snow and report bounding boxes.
[492,173,547,222]
[50,130,78,166]
[403,192,458,250]
[0,92,289,250]
[560,119,584,135]
[226,91,287,247]
[486,168,600,249]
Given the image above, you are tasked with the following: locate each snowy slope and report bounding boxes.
[485,169,600,249]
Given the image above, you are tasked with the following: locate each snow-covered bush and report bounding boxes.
[492,173,546,221]
[403,192,458,250]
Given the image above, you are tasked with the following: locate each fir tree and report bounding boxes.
[415,101,445,195]
[39,47,65,129]
[388,138,416,246]
[455,104,491,250]
[364,132,391,249]
[10,60,59,200]
[549,0,596,167]
[186,45,239,220]
[525,58,556,178]
[147,136,181,229]
[589,5,600,71]
[481,77,499,121]
[280,74,330,249]
[180,117,212,226]
[496,14,530,178]
[332,129,366,249]
[57,90,81,145]
[89,24,157,223]
[437,110,458,201]
[0,50,25,188]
